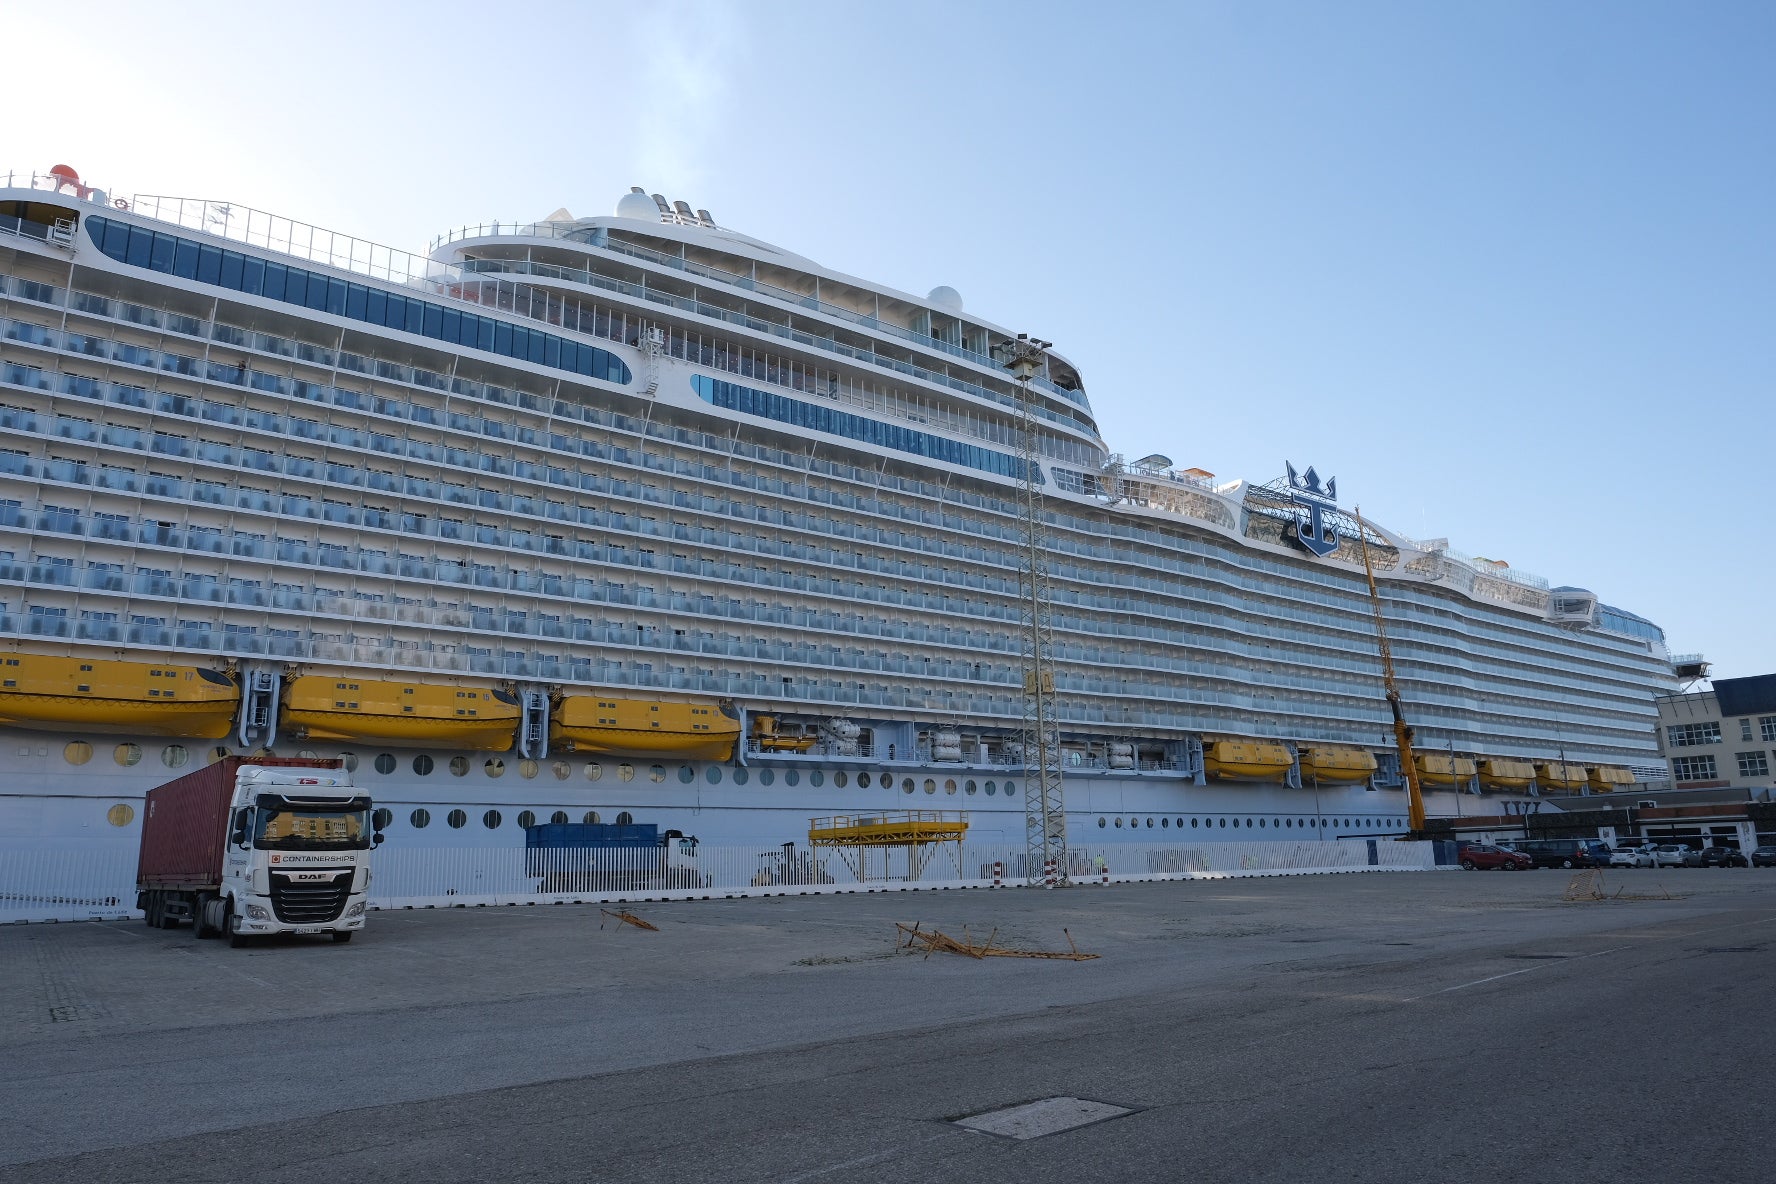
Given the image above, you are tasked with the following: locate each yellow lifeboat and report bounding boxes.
[280,676,520,750]
[1299,746,1378,784]
[1203,740,1294,783]
[1477,758,1536,791]
[1586,765,1633,793]
[551,695,739,761]
[1415,753,1478,786]
[751,713,817,753]
[0,653,238,738]
[1537,761,1589,791]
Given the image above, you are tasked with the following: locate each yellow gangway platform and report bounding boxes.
[808,810,969,882]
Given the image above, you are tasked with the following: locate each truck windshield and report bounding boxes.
[253,797,371,850]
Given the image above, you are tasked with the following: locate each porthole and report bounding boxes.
[64,741,93,766]
[985,782,997,796]
[207,745,230,765]
[1004,782,1018,797]
[707,766,723,784]
[965,779,977,795]
[446,809,467,829]
[551,760,571,781]
[449,756,469,777]
[1146,817,1154,828]
[374,753,397,775]
[1098,817,1107,828]
[339,752,359,773]
[519,759,539,780]
[585,762,603,782]
[297,748,318,759]
[1218,818,1226,829]
[616,811,633,825]
[618,763,635,782]
[1232,819,1241,828]
[106,803,135,827]
[944,779,957,795]
[1258,819,1266,829]
[482,809,502,829]
[784,769,799,786]
[1246,818,1254,828]
[649,764,665,783]
[1284,819,1292,829]
[679,765,695,784]
[809,770,823,787]
[1161,817,1169,828]
[584,810,602,824]
[923,778,936,795]
[833,771,848,788]
[551,811,568,825]
[1176,818,1184,828]
[854,772,868,788]
[410,808,431,828]
[517,810,536,829]
[1115,817,1123,828]
[903,778,916,794]
[733,767,749,785]
[485,758,505,778]
[414,754,435,775]
[1190,818,1199,829]
[372,807,392,831]
[161,744,188,769]
[759,769,775,786]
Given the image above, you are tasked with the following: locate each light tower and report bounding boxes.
[996,334,1067,886]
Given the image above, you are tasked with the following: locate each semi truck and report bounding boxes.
[136,756,379,946]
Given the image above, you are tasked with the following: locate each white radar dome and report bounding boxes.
[615,191,658,221]
[927,285,963,312]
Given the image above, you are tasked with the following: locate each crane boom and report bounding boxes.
[1353,509,1426,833]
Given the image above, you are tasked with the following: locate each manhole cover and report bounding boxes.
[954,1097,1136,1140]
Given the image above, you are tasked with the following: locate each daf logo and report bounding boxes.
[1284,461,1340,558]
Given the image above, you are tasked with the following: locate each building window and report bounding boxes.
[1666,722,1721,748]
[1737,751,1769,779]
[1671,755,1718,783]
[1762,716,1776,743]
[1742,719,1755,742]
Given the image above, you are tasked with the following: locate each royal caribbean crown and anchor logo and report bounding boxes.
[1283,461,1340,558]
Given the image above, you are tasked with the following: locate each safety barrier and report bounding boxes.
[0,838,1445,923]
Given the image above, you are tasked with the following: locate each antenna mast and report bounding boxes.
[1353,508,1425,832]
[997,334,1067,886]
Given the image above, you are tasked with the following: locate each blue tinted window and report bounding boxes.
[101,218,130,258]
[283,267,307,305]
[404,300,424,335]
[241,255,264,294]
[345,284,368,321]
[197,244,223,285]
[149,232,177,272]
[365,288,386,324]
[326,277,347,316]
[305,274,330,312]
[493,322,512,355]
[173,239,200,280]
[219,250,244,290]
[262,261,287,301]
[125,225,152,268]
[422,304,443,338]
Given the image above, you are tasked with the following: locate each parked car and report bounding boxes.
[1514,838,1608,869]
[1752,846,1776,868]
[1652,845,1690,867]
[1684,846,1748,868]
[1609,847,1653,868]
[1459,844,1532,871]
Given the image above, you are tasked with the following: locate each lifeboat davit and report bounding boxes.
[0,653,238,737]
[1415,754,1478,786]
[750,713,816,753]
[1299,746,1377,784]
[1537,761,1589,792]
[1586,765,1633,793]
[1203,740,1294,783]
[1477,758,1536,791]
[279,676,520,750]
[551,695,739,761]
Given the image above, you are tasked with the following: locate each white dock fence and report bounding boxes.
[1,839,1444,924]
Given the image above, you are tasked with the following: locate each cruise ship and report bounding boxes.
[0,166,1675,873]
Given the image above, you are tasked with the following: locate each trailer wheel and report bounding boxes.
[193,895,219,940]
[143,893,160,927]
[226,900,250,948]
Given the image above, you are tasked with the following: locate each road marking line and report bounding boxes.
[774,1131,952,1184]
[1415,944,1632,1000]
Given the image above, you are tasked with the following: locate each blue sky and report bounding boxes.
[14,1,1773,677]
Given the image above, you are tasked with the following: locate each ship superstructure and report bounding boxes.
[0,169,1675,861]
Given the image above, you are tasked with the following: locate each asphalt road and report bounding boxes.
[3,868,1772,1183]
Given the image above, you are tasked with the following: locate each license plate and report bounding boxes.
[292,927,323,934]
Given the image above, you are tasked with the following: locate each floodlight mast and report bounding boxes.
[996,334,1067,886]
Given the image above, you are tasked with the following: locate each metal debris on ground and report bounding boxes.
[895,922,1098,961]
[1613,882,1680,901]
[600,908,659,931]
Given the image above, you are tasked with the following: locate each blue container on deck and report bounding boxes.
[524,823,661,850]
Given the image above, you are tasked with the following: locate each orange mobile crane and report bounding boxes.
[1354,510,1427,834]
